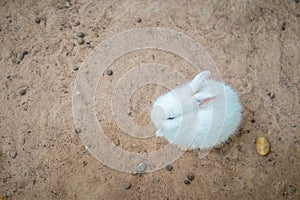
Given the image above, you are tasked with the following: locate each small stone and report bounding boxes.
[18,51,28,60]
[137,162,147,172]
[184,180,191,185]
[124,182,131,190]
[63,88,68,94]
[22,171,27,176]
[10,152,17,158]
[75,128,81,134]
[19,88,27,96]
[187,173,195,181]
[267,91,275,98]
[77,32,84,38]
[292,124,297,128]
[294,0,299,3]
[290,186,296,193]
[77,38,84,45]
[66,0,70,7]
[281,22,286,31]
[238,176,243,180]
[165,164,172,171]
[18,52,25,60]
[256,136,270,156]
[35,17,41,24]
[73,66,79,71]
[137,18,142,23]
[105,69,113,76]
[74,21,80,26]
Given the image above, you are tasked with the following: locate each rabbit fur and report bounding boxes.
[150,71,242,150]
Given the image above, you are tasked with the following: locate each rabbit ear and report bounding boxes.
[189,71,211,93]
[194,92,218,108]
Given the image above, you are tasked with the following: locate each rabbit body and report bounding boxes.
[151,71,242,150]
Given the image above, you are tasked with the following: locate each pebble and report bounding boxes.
[63,88,69,94]
[137,18,142,23]
[187,173,195,181]
[256,136,270,156]
[73,66,79,71]
[137,162,147,172]
[165,164,173,171]
[294,0,299,3]
[267,91,275,98]
[77,38,84,45]
[77,32,84,38]
[66,0,70,7]
[21,171,27,176]
[74,21,80,26]
[18,51,28,60]
[19,88,27,96]
[105,69,113,76]
[35,17,41,24]
[281,22,286,31]
[75,128,81,134]
[184,180,191,185]
[10,152,17,158]
[290,186,296,193]
[124,182,131,190]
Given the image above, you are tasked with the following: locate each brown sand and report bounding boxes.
[0,0,299,199]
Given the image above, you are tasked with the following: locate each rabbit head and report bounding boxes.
[150,71,242,150]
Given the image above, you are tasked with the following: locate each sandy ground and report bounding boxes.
[0,0,300,199]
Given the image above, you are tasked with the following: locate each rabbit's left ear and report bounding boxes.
[194,92,218,108]
[189,71,211,93]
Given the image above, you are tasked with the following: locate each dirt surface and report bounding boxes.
[1,0,300,199]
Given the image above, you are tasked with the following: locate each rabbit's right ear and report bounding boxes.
[189,71,211,93]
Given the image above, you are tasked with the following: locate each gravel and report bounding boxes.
[105,69,113,76]
[35,17,41,24]
[137,162,147,172]
[10,152,17,158]
[124,182,131,190]
[77,38,84,45]
[187,173,195,181]
[137,18,142,23]
[74,21,80,26]
[184,180,191,185]
[165,164,173,171]
[19,88,27,96]
[77,32,84,38]
[73,66,79,71]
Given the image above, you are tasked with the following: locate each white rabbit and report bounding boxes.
[150,71,242,150]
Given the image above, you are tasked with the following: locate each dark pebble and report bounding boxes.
[35,17,41,24]
[18,51,29,60]
[184,180,191,185]
[124,182,131,190]
[73,66,79,71]
[165,164,173,171]
[19,88,27,96]
[77,32,84,38]
[137,18,142,23]
[75,128,81,134]
[290,186,296,193]
[77,38,84,45]
[267,91,275,98]
[250,119,255,123]
[187,173,195,181]
[281,22,286,31]
[10,152,17,158]
[74,21,80,26]
[294,0,299,3]
[106,69,113,76]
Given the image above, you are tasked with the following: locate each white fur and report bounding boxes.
[151,71,242,150]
